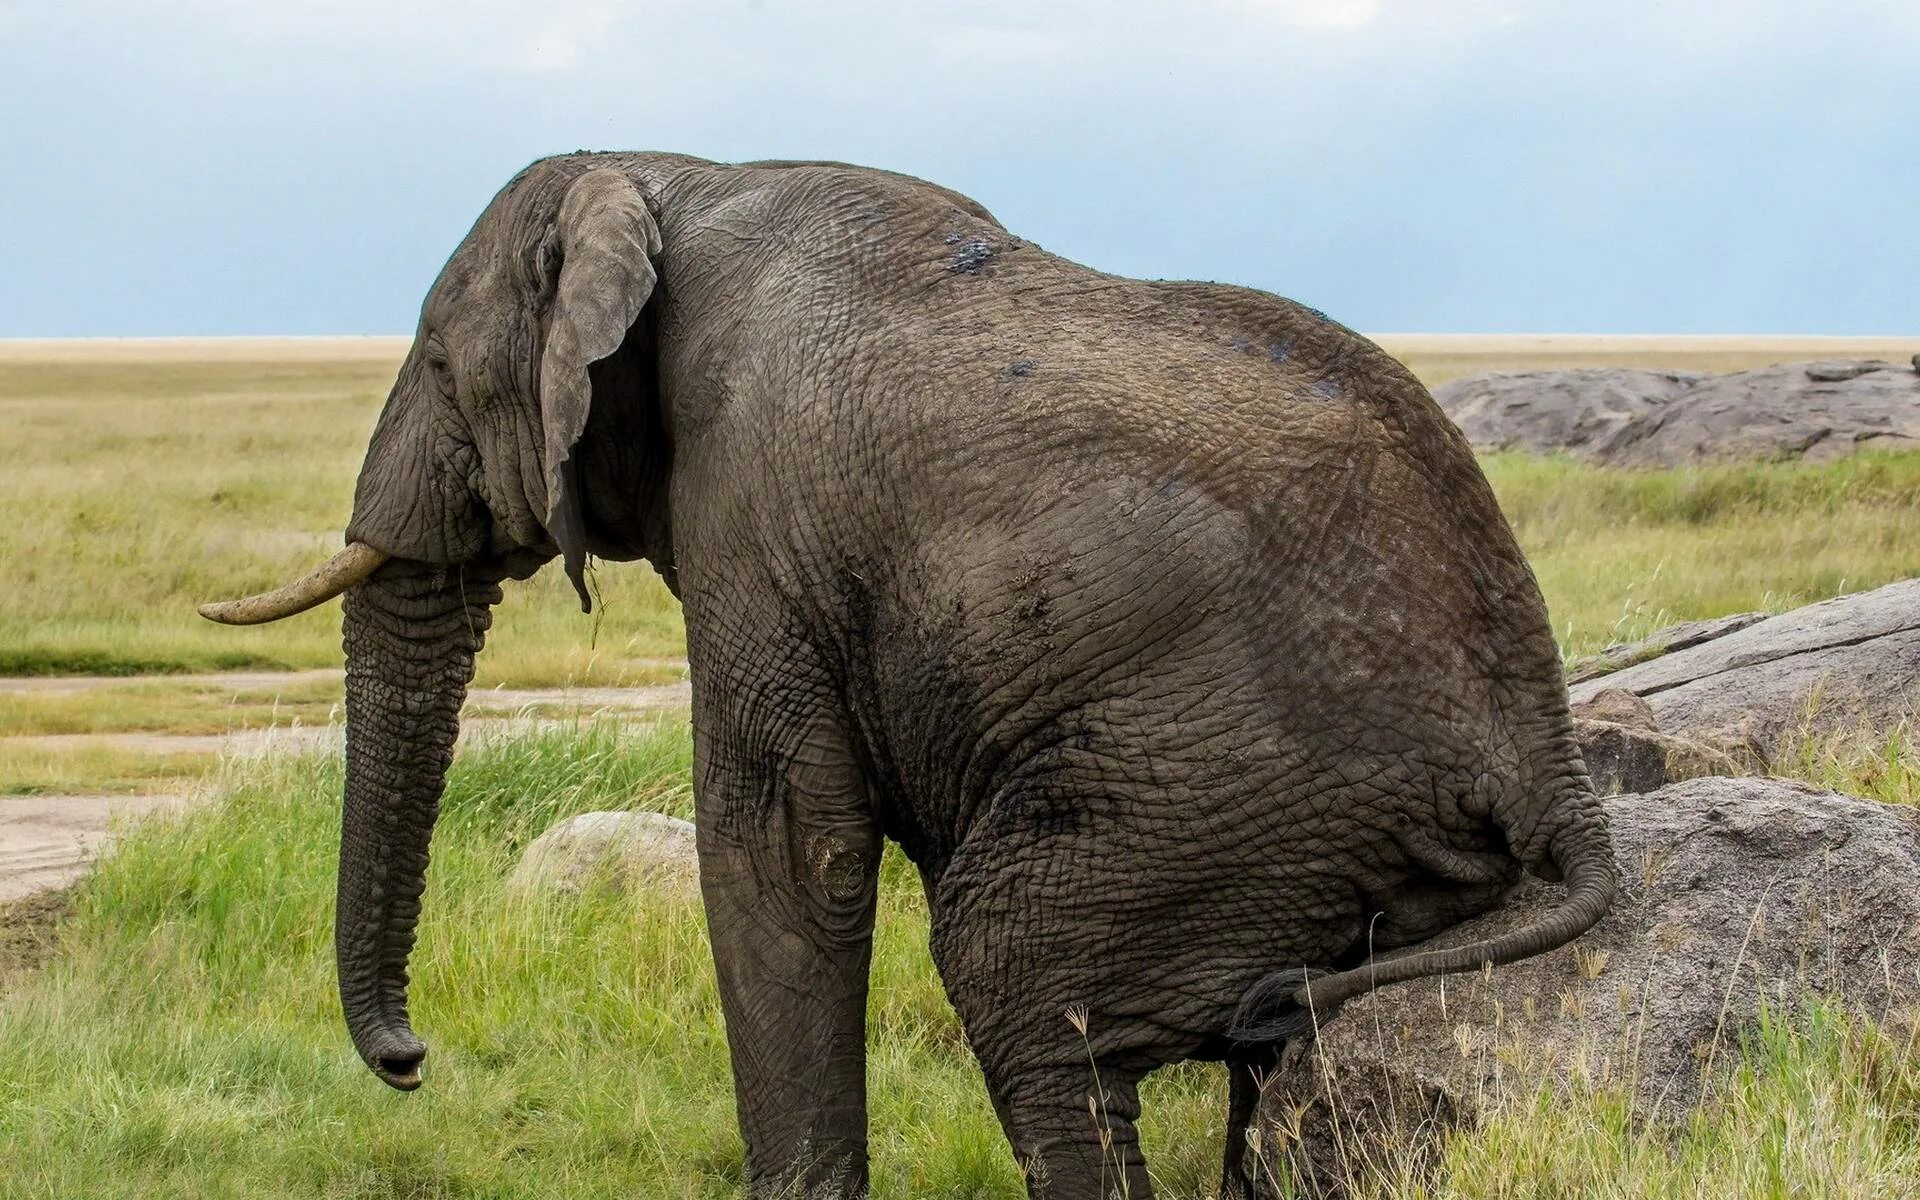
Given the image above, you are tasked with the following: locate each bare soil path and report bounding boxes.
[0,793,193,903]
[0,671,693,903]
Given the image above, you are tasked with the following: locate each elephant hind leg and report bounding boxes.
[987,1060,1155,1200]
[1219,1044,1283,1200]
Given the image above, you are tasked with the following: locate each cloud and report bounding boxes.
[155,0,641,72]
[1270,0,1380,27]
[521,0,622,70]
[1218,0,1520,29]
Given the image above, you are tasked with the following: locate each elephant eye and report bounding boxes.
[424,344,457,397]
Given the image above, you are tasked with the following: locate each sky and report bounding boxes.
[2,1,1916,336]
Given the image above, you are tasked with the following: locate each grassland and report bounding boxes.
[0,347,681,687]
[0,722,1225,1198]
[4,720,1918,1198]
[1374,332,1918,387]
[4,336,1920,1196]
[3,336,1918,694]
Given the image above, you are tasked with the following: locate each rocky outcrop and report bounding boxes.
[1432,368,1703,459]
[508,811,700,900]
[1251,777,1920,1194]
[1567,613,1769,686]
[1572,713,1739,795]
[1435,359,1920,466]
[1566,580,1920,759]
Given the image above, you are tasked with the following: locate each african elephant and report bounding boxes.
[202,152,1615,1199]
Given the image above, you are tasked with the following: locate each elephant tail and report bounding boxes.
[1228,797,1617,1043]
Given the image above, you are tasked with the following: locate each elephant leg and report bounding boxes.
[696,697,881,1198]
[981,1056,1154,1200]
[1219,1044,1282,1200]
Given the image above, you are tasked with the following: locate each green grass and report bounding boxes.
[7,344,1920,1194]
[1772,722,1920,808]
[0,738,219,796]
[0,675,345,738]
[6,721,1918,1197]
[0,721,1224,1198]
[1481,449,1920,660]
[1425,1002,1920,1199]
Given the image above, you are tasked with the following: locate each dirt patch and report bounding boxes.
[0,673,694,906]
[0,670,339,697]
[0,885,74,990]
[0,793,193,903]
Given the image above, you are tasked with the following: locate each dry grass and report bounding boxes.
[0,738,217,796]
[1376,333,1917,387]
[5,335,1915,692]
[0,354,683,686]
[0,675,345,738]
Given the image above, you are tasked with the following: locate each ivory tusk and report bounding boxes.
[197,542,390,626]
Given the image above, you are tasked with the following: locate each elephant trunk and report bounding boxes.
[336,563,499,1090]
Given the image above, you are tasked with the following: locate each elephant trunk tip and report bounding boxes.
[358,1025,428,1091]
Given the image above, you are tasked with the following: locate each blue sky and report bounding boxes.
[3,1,1915,336]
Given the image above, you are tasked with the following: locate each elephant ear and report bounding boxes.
[538,168,663,612]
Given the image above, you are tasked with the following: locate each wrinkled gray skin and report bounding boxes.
[331,152,1615,1199]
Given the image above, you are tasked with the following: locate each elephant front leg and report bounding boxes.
[698,713,882,1198]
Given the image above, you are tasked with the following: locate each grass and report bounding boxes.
[0,357,683,687]
[0,720,1226,1198]
[5,339,1920,1193]
[1773,721,1920,808]
[6,342,1919,691]
[4,720,1918,1197]
[0,675,345,738]
[0,669,688,741]
[1373,333,1919,388]
[1425,1002,1920,1199]
[1481,449,1920,659]
[0,738,218,796]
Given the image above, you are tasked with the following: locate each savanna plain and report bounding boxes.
[2,335,1918,1197]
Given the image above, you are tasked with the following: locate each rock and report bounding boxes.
[1568,690,1740,794]
[1251,777,1920,1194]
[1573,717,1740,794]
[1434,360,1920,466]
[1432,368,1703,459]
[508,811,700,899]
[1569,686,1658,730]
[1609,359,1920,466]
[1566,580,1920,760]
[1803,360,1895,383]
[1567,612,1769,685]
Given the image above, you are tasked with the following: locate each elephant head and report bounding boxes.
[200,159,668,1089]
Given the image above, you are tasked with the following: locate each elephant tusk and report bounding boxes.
[198,542,391,625]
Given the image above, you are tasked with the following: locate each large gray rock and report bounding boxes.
[508,811,700,899]
[1566,579,1920,760]
[1432,368,1703,459]
[1573,716,1739,794]
[1251,777,1920,1194]
[1567,612,1769,685]
[1435,359,1920,466]
[1609,359,1920,466]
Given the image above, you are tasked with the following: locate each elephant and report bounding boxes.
[201,152,1616,1199]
